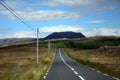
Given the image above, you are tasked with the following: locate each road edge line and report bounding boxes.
[63,49,119,80]
[59,49,85,80]
[40,49,56,80]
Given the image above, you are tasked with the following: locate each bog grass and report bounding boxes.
[65,48,120,79]
[0,46,55,80]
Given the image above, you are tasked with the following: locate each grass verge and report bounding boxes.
[0,47,55,80]
[65,48,120,79]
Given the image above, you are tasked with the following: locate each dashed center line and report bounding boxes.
[71,68,74,70]
[74,71,78,75]
[59,49,85,80]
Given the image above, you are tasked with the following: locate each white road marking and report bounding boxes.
[45,73,48,75]
[42,50,56,80]
[104,74,108,76]
[71,68,74,70]
[59,49,85,80]
[62,49,119,80]
[47,70,49,73]
[97,71,101,73]
[74,71,78,75]
[79,76,85,80]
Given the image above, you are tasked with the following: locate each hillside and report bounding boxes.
[0,38,35,47]
[0,32,86,47]
[44,31,85,40]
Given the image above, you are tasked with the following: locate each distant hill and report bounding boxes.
[0,38,35,47]
[44,31,86,40]
[0,32,85,47]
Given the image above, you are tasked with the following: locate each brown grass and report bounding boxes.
[65,48,120,79]
[0,46,55,80]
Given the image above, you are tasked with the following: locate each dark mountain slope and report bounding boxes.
[44,31,85,40]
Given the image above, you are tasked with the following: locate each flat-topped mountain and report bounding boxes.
[44,31,86,40]
[0,32,85,47]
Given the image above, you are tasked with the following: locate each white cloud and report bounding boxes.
[1,25,82,38]
[0,0,117,21]
[3,0,118,8]
[94,6,116,12]
[38,25,84,38]
[0,0,23,11]
[83,28,120,37]
[88,20,105,23]
[0,31,36,39]
[39,25,120,37]
[0,25,120,39]
[11,31,36,38]
[0,0,81,21]
[41,0,91,7]
[0,10,81,21]
[39,25,83,32]
[41,0,103,7]
[40,0,117,11]
[1,0,117,15]
[4,0,23,9]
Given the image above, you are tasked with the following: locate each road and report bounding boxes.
[41,49,115,80]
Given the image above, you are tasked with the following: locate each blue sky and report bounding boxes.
[0,0,120,39]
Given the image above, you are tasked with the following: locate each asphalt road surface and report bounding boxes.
[41,49,115,80]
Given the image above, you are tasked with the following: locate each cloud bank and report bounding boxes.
[0,0,118,21]
[0,10,81,21]
[0,25,119,39]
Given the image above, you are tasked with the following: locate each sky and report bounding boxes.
[0,0,120,39]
